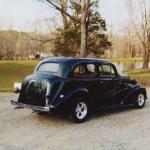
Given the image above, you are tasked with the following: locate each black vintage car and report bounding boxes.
[11,57,147,123]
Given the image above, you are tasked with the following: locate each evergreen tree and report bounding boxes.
[54,0,111,57]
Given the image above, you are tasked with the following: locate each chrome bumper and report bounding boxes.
[10,100,50,112]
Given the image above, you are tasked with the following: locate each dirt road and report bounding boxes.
[0,88,150,150]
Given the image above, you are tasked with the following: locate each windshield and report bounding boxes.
[37,63,60,73]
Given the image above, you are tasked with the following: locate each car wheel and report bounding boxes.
[134,92,146,108]
[71,97,90,123]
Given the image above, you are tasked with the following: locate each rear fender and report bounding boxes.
[51,88,89,108]
[121,85,147,104]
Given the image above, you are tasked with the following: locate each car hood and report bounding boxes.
[119,75,137,85]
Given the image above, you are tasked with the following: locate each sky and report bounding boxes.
[0,0,57,32]
[100,0,128,31]
[0,0,148,33]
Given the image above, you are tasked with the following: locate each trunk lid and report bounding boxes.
[18,73,58,107]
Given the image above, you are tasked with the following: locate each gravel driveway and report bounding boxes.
[0,88,150,150]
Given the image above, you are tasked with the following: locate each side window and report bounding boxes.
[87,64,94,72]
[98,65,103,74]
[99,64,115,76]
[73,63,96,77]
[73,64,86,77]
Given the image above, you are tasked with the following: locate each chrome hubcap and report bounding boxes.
[75,102,87,120]
[137,94,145,106]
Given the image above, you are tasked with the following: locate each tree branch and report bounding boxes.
[23,33,62,43]
[46,0,80,23]
[28,36,62,43]
[29,37,56,43]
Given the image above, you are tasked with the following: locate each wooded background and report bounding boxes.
[0,0,149,68]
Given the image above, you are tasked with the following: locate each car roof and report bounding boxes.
[42,57,111,65]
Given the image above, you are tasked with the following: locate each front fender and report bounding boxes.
[121,85,147,104]
[50,88,89,108]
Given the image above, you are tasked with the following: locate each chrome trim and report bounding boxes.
[45,82,51,107]
[75,102,88,120]
[50,105,56,109]
[11,100,50,112]
[137,94,145,106]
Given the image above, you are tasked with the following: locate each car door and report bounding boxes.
[70,62,101,106]
[96,63,120,106]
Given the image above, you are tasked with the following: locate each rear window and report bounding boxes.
[37,63,59,72]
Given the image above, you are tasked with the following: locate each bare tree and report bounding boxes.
[60,0,68,28]
[80,0,90,57]
[40,0,91,57]
[127,0,132,57]
[128,0,150,68]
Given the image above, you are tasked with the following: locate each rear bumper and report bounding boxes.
[10,100,50,112]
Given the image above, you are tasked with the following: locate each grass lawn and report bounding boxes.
[125,69,150,86]
[126,69,150,77]
[0,61,39,92]
[107,58,143,63]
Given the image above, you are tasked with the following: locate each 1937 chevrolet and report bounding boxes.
[11,58,147,123]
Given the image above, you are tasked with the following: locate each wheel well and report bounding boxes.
[128,88,146,104]
[136,88,147,98]
[73,92,89,101]
[140,89,147,98]
[70,91,92,106]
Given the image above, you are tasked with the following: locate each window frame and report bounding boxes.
[36,62,60,73]
[98,63,118,78]
[71,62,97,78]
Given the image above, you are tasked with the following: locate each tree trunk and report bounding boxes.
[142,30,150,68]
[142,48,149,69]
[81,12,87,57]
[60,0,68,29]
[143,35,150,68]
[80,0,90,57]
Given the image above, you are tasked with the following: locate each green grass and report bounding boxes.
[0,61,39,92]
[126,69,150,86]
[126,69,150,78]
[107,58,143,63]
[106,58,150,79]
[127,69,150,74]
